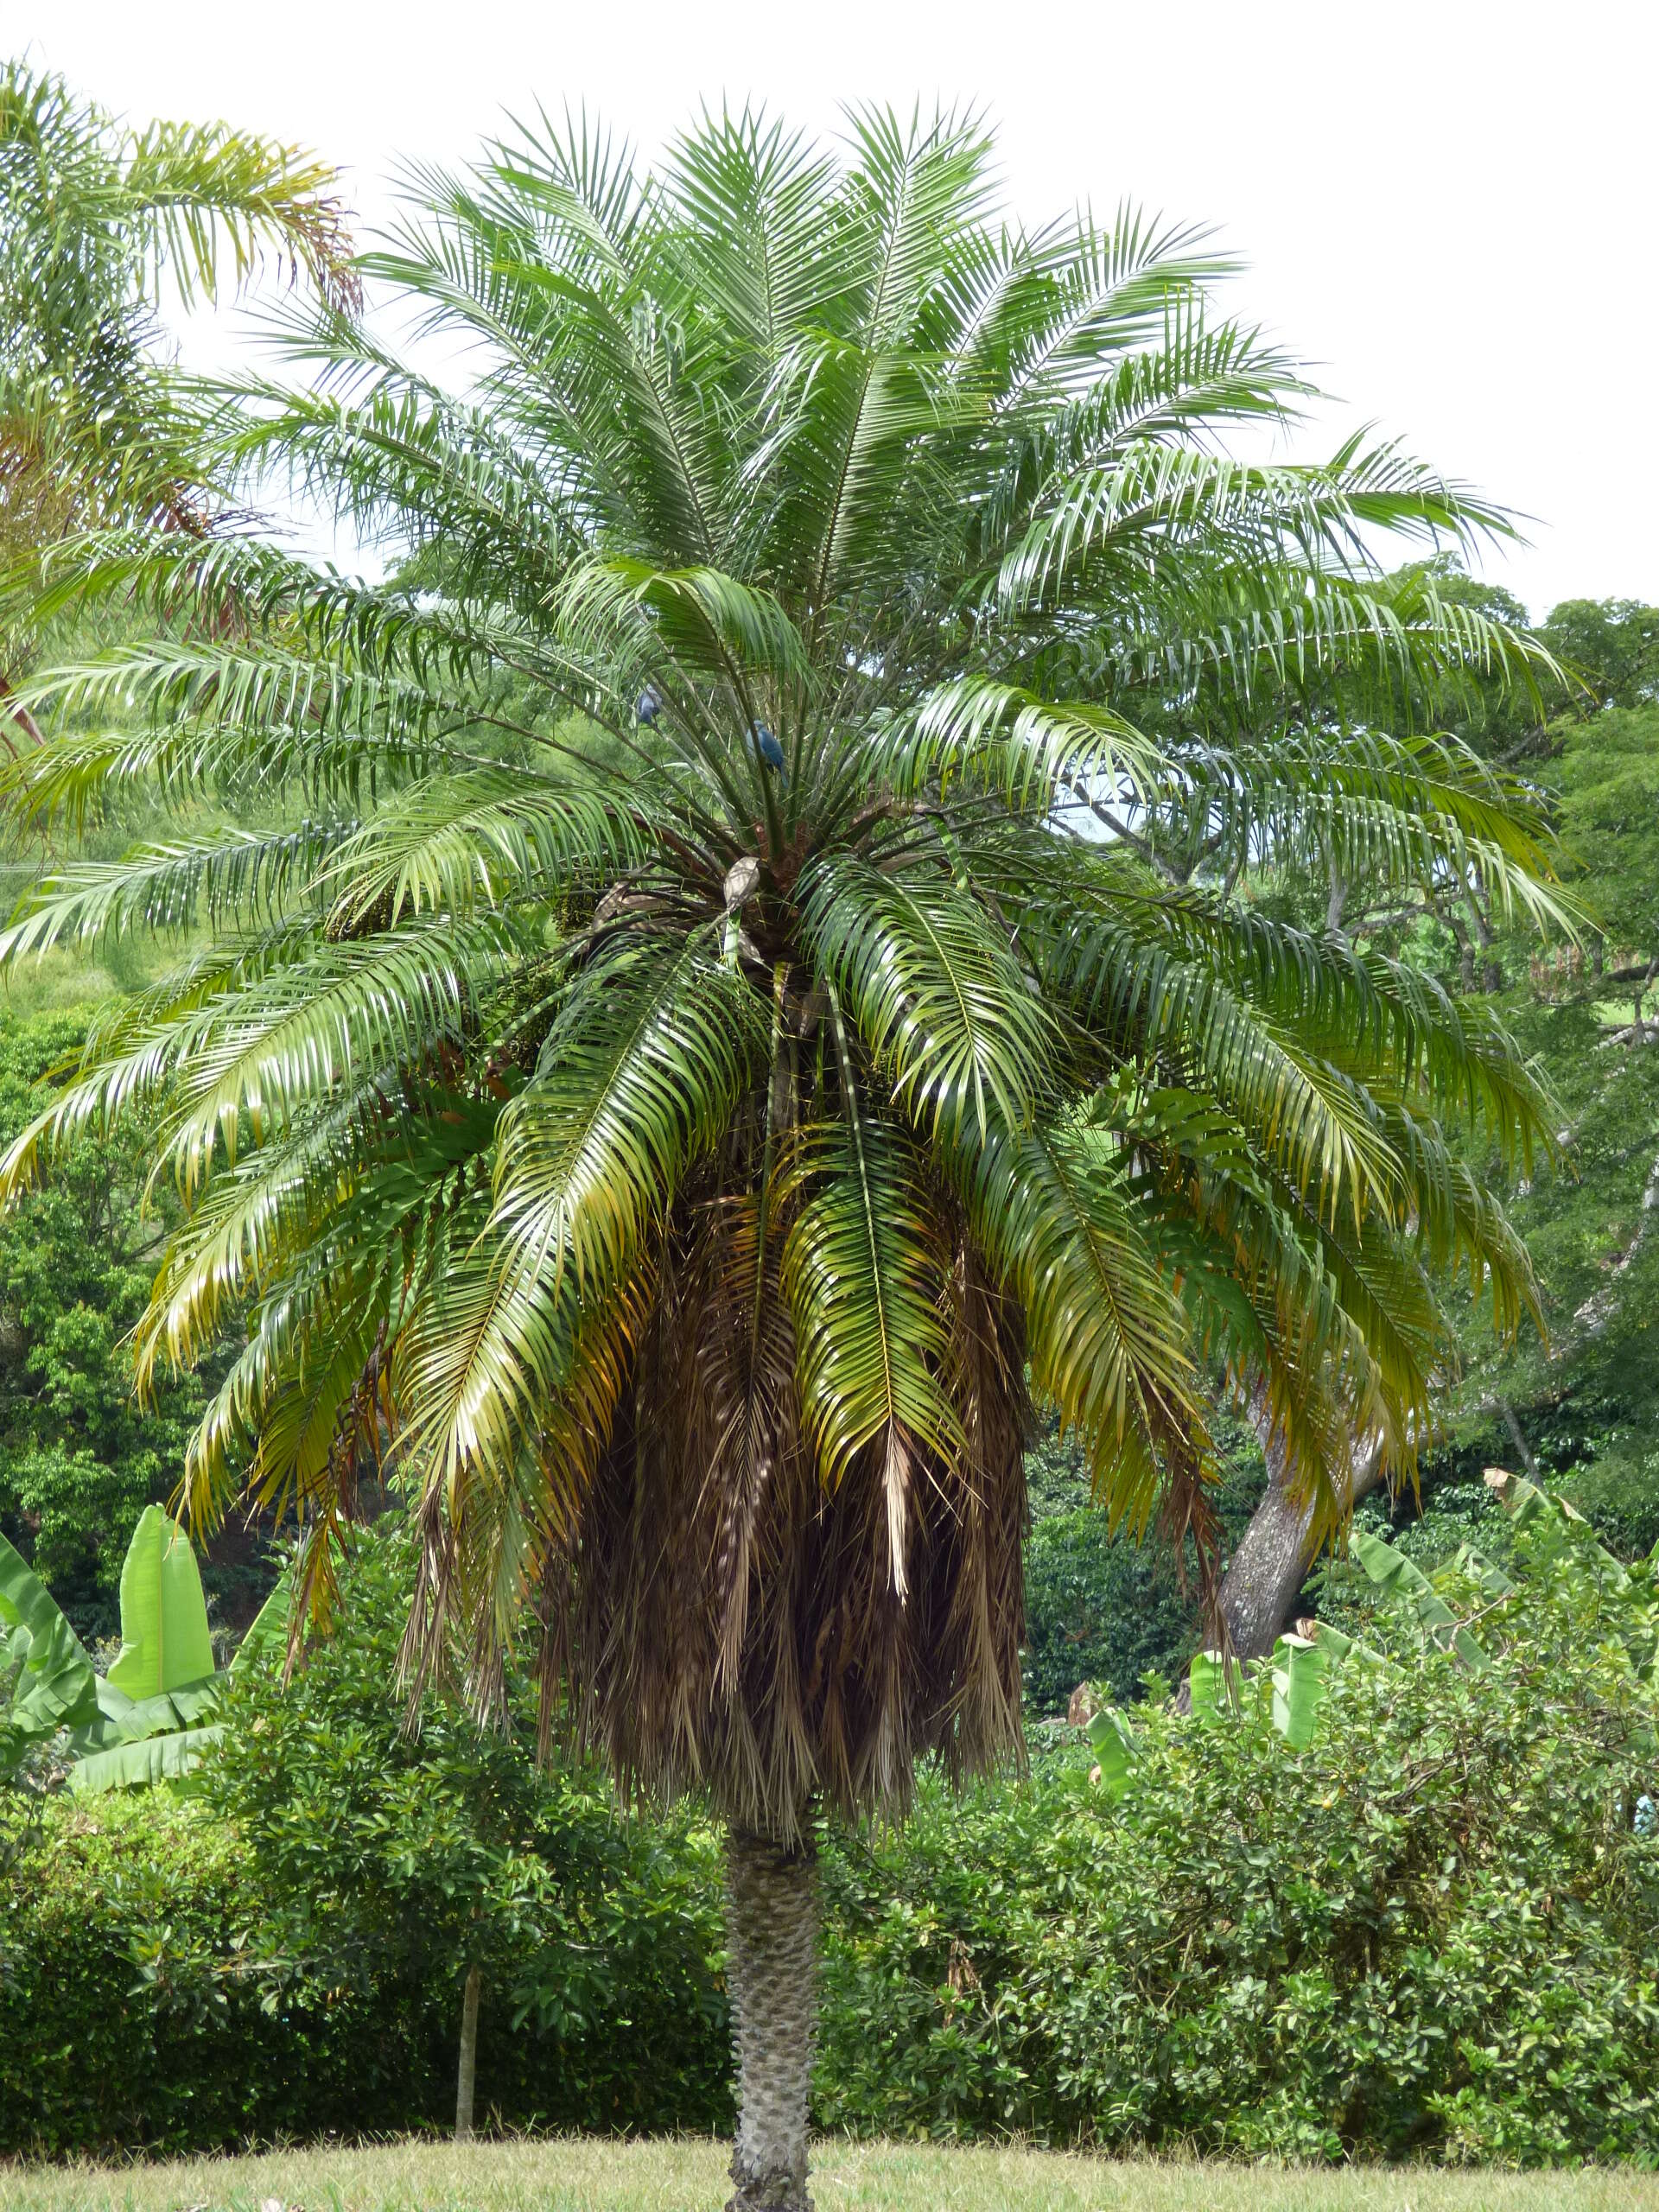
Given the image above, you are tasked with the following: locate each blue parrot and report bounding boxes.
[636,685,662,726]
[754,722,785,773]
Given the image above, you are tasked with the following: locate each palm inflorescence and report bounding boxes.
[0,108,1565,1833]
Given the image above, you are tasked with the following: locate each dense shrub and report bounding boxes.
[200,1525,728,2139]
[3,1535,1656,2164]
[0,1528,730,2158]
[0,1784,730,2157]
[817,1586,1659,2164]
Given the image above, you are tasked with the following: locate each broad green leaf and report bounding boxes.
[232,1568,296,1673]
[69,1723,223,1795]
[1451,1543,1516,1603]
[1087,1705,1139,1802]
[1486,1467,1629,1586]
[1187,1648,1231,1721]
[107,1507,215,1699]
[0,1529,97,1744]
[1353,1528,1487,1671]
[1269,1632,1326,1751]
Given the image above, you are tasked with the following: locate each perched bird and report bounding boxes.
[636,684,662,726]
[753,722,785,772]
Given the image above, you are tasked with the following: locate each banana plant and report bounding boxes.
[1349,1529,1493,1672]
[1484,1467,1659,1684]
[1,1504,250,1791]
[1085,1467,1656,1793]
[1088,1524,1496,1785]
[69,1505,225,1793]
[1088,1626,1332,1785]
[0,1529,97,1776]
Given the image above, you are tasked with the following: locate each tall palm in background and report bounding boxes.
[0,60,358,716]
[0,108,1566,2211]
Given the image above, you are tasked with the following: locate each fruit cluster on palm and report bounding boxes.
[0,107,1566,2211]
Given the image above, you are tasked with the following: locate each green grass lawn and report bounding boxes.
[1,2139,1656,2212]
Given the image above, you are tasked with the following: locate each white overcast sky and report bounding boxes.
[11,0,1656,618]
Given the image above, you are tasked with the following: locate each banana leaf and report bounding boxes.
[1486,1468,1630,1588]
[1353,1529,1488,1670]
[1269,1632,1326,1750]
[69,1723,223,1795]
[1086,1705,1140,1802]
[106,1506,214,1698]
[1451,1544,1516,1603]
[71,1674,222,1756]
[1187,1648,1234,1721]
[1305,1619,1382,1666]
[231,1567,296,1673]
[0,1529,96,1759]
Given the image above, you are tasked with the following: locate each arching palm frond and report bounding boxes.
[0,104,1566,1840]
[0,61,357,707]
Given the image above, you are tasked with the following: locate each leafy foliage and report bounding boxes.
[3,1498,236,1794]
[0,1522,730,2158]
[1021,1412,1262,1713]
[0,60,356,698]
[0,1014,221,1638]
[200,1522,728,2120]
[817,1574,1659,2162]
[6,1517,1656,2164]
[1418,698,1659,1555]
[0,1521,95,1777]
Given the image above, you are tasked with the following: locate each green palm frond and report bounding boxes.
[780,1009,963,1582]
[395,938,765,1492]
[318,766,647,926]
[803,858,1053,1143]
[0,818,350,960]
[949,1110,1199,1529]
[873,675,1165,814]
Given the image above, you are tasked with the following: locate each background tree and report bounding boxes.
[0,1013,227,1636]
[0,109,1567,2210]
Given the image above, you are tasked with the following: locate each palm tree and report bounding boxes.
[0,108,1566,2209]
[0,59,359,716]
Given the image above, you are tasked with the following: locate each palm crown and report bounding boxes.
[0,107,1561,1834]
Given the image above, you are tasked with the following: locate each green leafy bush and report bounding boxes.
[201,1525,729,2135]
[817,1580,1659,2163]
[6,1522,1656,2164]
[0,1527,729,2157]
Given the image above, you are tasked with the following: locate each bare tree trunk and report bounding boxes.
[725,1827,817,2212]
[454,1962,481,2143]
[1496,1398,1538,1478]
[1325,868,1348,934]
[1217,1409,1385,1661]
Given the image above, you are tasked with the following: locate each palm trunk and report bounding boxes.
[454,1962,481,2142]
[724,1827,818,2212]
